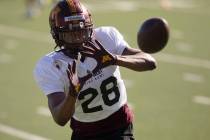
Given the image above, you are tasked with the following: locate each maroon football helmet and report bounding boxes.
[49,0,93,48]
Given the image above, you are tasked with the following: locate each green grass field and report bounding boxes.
[0,0,210,140]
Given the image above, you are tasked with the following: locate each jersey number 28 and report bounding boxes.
[78,76,120,113]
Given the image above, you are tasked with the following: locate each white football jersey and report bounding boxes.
[34,26,130,122]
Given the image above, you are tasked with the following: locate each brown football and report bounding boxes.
[137,17,169,53]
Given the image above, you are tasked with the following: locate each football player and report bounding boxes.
[34,0,156,140]
[25,0,40,18]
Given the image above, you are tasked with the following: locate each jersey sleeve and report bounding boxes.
[109,27,130,55]
[33,56,64,96]
[95,27,130,55]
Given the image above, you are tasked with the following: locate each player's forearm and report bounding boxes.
[115,53,157,71]
[50,94,77,126]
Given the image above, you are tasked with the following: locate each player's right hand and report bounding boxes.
[81,40,117,74]
[66,61,92,97]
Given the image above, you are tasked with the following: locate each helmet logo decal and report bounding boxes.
[66,0,77,13]
[102,55,112,63]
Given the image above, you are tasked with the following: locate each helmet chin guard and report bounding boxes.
[49,0,93,49]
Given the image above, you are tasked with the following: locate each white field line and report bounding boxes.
[84,0,196,12]
[0,24,52,44]
[175,42,193,53]
[183,73,204,83]
[0,123,51,140]
[0,53,13,64]
[193,96,210,106]
[171,29,184,40]
[155,53,210,70]
[1,24,210,70]
[37,106,51,117]
[86,1,210,16]
[5,39,19,50]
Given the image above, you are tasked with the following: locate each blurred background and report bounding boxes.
[0,0,210,140]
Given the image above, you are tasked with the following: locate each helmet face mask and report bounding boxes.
[49,0,93,48]
[58,29,92,44]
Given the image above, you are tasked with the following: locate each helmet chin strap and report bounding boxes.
[63,41,85,50]
[60,42,85,60]
[58,47,78,59]
[61,47,86,62]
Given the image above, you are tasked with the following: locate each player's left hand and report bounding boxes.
[66,61,92,97]
[81,40,117,74]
